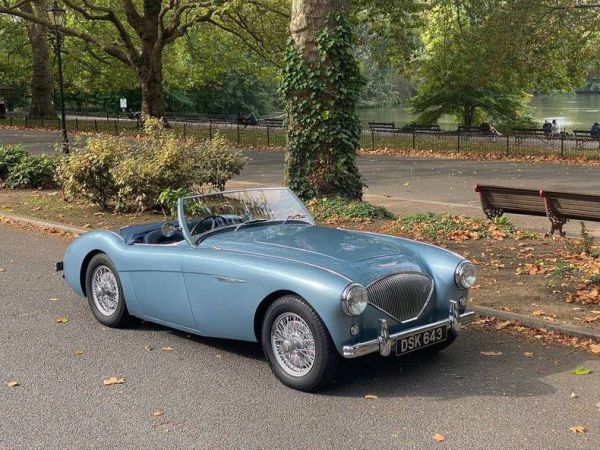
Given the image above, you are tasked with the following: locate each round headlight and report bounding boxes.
[455,260,477,289]
[341,284,368,316]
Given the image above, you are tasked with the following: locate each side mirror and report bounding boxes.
[161,222,178,238]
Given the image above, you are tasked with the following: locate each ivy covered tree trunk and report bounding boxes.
[23,0,55,118]
[280,0,364,200]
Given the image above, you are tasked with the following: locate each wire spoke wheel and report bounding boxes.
[91,265,119,316]
[271,312,316,377]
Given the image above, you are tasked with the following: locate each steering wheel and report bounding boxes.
[189,215,227,236]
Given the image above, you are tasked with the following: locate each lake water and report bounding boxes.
[358,94,600,132]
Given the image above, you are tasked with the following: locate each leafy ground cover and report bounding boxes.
[1,189,598,345]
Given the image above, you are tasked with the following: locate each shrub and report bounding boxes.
[194,133,246,191]
[307,197,395,221]
[0,145,27,180]
[158,187,192,217]
[55,118,245,212]
[112,119,197,211]
[55,136,125,210]
[5,154,57,189]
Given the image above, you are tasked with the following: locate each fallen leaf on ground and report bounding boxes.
[6,381,19,387]
[144,345,155,352]
[55,317,69,324]
[161,346,174,352]
[364,394,378,400]
[433,433,445,442]
[523,352,534,358]
[595,402,600,410]
[570,392,578,399]
[74,350,84,356]
[495,320,512,330]
[480,351,503,356]
[572,367,592,376]
[590,344,600,354]
[0,268,6,272]
[103,377,125,386]
[569,425,586,433]
[153,409,164,417]
[532,309,545,317]
[49,298,59,302]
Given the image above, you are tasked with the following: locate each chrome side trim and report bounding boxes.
[342,308,475,359]
[213,276,247,284]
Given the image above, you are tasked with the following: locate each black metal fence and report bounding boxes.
[2,113,600,160]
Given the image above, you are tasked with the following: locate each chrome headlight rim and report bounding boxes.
[341,283,368,316]
[455,260,477,289]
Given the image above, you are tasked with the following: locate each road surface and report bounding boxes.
[1,224,599,448]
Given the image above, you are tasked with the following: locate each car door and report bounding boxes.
[124,243,197,330]
[179,246,259,342]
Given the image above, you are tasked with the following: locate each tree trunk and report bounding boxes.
[283,0,363,200]
[23,0,55,118]
[139,62,164,118]
[463,104,475,127]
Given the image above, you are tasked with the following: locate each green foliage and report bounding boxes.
[589,274,600,286]
[56,118,245,212]
[195,133,246,191]
[552,260,575,278]
[572,366,593,376]
[158,187,192,218]
[0,145,27,179]
[492,215,516,234]
[410,1,599,128]
[307,197,395,222]
[280,13,364,201]
[567,222,598,257]
[5,154,57,189]
[55,136,125,210]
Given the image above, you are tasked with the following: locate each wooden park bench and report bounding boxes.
[573,130,600,149]
[404,124,441,133]
[263,118,284,128]
[475,184,600,236]
[368,122,397,133]
[511,127,554,145]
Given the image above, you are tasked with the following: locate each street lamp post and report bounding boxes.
[47,0,68,154]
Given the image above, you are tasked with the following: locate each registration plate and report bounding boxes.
[395,325,447,355]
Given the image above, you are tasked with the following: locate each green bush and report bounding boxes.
[158,187,192,217]
[0,145,27,180]
[307,197,395,221]
[55,118,246,212]
[55,136,125,210]
[5,154,57,189]
[194,133,246,191]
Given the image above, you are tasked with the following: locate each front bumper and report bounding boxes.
[342,301,475,358]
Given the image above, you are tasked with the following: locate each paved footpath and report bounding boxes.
[2,127,600,236]
[1,224,599,448]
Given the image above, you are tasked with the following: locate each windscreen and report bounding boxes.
[179,188,314,242]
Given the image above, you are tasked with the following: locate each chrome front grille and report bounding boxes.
[366,272,433,323]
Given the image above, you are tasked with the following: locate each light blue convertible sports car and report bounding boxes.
[58,187,476,391]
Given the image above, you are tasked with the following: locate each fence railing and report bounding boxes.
[2,113,599,160]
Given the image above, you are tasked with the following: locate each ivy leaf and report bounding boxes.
[572,367,592,375]
[321,110,330,120]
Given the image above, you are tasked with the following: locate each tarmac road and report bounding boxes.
[1,224,599,449]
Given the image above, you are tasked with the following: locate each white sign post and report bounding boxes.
[119,98,127,111]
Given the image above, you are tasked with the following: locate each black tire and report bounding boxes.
[261,295,339,392]
[85,253,130,328]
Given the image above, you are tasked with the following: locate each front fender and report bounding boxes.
[63,230,127,296]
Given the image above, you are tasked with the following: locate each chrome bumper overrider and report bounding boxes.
[342,301,475,359]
